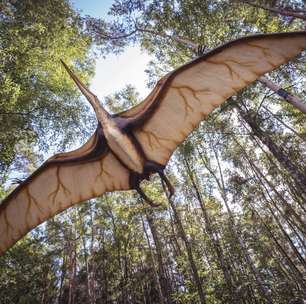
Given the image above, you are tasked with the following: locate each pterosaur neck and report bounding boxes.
[61,60,110,118]
[96,105,112,125]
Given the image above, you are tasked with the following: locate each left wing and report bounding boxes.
[119,32,306,165]
[0,131,130,255]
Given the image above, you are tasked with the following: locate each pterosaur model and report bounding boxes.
[1,32,306,254]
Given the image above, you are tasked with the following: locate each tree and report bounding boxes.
[0,0,94,180]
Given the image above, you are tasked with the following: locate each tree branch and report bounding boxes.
[135,27,306,115]
[258,76,306,115]
[241,1,306,21]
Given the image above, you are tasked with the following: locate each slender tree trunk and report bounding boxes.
[81,234,91,303]
[249,204,306,289]
[259,186,305,251]
[100,231,108,304]
[165,191,206,304]
[199,143,274,303]
[68,238,77,304]
[145,209,174,304]
[257,198,306,268]
[78,209,93,304]
[235,138,306,288]
[88,206,96,304]
[248,130,306,208]
[58,252,67,304]
[262,105,305,141]
[234,135,306,233]
[141,215,167,304]
[109,209,127,304]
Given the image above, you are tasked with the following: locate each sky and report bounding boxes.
[71,0,152,102]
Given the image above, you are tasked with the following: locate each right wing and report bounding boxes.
[119,32,306,165]
[0,130,130,255]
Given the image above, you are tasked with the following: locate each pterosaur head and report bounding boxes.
[61,60,103,114]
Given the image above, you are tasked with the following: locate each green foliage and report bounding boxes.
[0,0,95,177]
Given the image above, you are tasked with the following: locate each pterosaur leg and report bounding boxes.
[137,185,161,208]
[129,171,160,207]
[143,160,175,198]
[158,171,174,198]
[129,160,174,206]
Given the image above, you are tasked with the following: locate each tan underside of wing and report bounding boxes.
[0,149,130,255]
[131,33,306,165]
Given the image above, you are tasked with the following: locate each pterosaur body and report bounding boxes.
[61,60,174,206]
[1,32,306,254]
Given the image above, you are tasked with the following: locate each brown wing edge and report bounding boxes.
[117,31,306,123]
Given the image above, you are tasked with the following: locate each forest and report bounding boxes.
[0,0,305,303]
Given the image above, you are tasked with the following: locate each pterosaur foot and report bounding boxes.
[129,161,175,206]
[129,171,160,207]
[158,171,174,198]
[136,185,161,208]
[196,44,207,57]
[143,160,174,199]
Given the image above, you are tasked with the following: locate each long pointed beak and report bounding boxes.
[61,60,100,111]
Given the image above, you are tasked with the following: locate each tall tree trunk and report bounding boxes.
[248,203,306,290]
[258,198,306,268]
[239,141,306,233]
[262,105,305,141]
[88,205,97,304]
[145,209,174,304]
[248,131,306,208]
[165,190,206,304]
[58,252,67,304]
[235,139,306,288]
[68,237,77,304]
[198,143,274,303]
[259,185,305,251]
[141,215,167,304]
